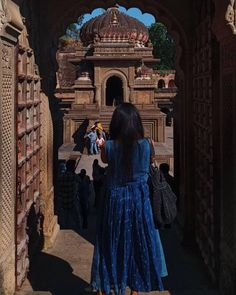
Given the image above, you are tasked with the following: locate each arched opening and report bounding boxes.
[161,107,173,126]
[158,79,165,88]
[105,76,123,106]
[15,1,227,294]
[168,79,176,88]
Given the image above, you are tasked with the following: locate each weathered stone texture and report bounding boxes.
[40,93,59,250]
[0,1,23,294]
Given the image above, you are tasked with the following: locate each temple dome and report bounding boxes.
[80,5,149,46]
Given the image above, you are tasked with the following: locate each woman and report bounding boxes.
[91,103,167,295]
[86,127,98,155]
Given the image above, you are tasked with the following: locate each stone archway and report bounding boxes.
[105,76,124,106]
[101,70,129,106]
[3,0,236,294]
[168,79,176,88]
[158,79,166,89]
[18,0,190,276]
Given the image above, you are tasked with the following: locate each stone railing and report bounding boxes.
[134,79,156,85]
[156,87,178,93]
[134,47,153,56]
[154,69,176,76]
[94,45,135,55]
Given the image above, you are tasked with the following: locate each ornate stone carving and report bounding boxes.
[193,0,217,283]
[0,0,9,33]
[2,44,11,69]
[226,0,236,34]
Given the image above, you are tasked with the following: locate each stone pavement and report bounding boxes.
[18,152,219,295]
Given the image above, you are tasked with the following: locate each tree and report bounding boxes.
[148,22,176,70]
[65,15,84,40]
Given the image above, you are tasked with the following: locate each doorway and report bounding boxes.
[106,76,123,106]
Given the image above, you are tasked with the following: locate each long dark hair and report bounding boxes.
[109,102,144,179]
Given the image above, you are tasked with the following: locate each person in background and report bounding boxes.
[86,127,98,155]
[94,121,107,140]
[92,159,104,208]
[58,160,66,175]
[96,132,105,151]
[78,169,91,229]
[58,159,80,230]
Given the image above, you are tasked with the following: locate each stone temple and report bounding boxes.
[56,5,166,143]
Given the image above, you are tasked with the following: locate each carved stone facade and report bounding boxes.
[17,25,42,289]
[40,92,59,250]
[16,25,59,289]
[0,1,23,294]
[0,1,58,293]
[56,6,166,143]
[0,41,16,295]
[192,0,218,282]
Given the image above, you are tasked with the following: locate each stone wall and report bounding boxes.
[40,93,60,249]
[213,0,236,293]
[0,1,23,294]
[192,0,219,282]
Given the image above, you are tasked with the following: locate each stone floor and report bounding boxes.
[18,151,219,295]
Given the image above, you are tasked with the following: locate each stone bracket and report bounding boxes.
[0,0,23,43]
[226,0,236,34]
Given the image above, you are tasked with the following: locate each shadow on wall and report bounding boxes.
[27,202,45,259]
[72,118,90,152]
[28,252,92,295]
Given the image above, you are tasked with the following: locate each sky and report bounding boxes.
[80,6,156,28]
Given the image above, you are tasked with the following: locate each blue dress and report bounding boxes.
[91,139,167,295]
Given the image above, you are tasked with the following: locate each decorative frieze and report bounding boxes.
[0,0,9,33]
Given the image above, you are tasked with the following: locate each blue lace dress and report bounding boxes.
[91,139,167,295]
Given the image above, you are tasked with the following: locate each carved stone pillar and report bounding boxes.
[95,84,101,106]
[40,93,60,249]
[129,86,134,103]
[0,1,23,294]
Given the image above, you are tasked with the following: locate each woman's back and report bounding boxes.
[90,103,167,295]
[105,138,150,187]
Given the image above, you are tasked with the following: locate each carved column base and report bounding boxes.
[41,187,60,250]
[44,216,60,250]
